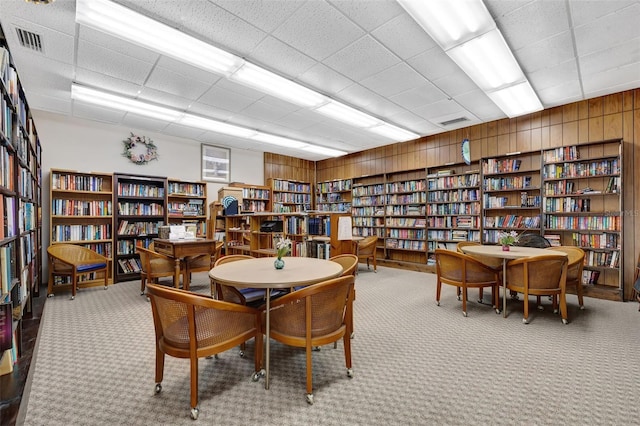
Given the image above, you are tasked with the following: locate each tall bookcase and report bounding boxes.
[166,178,207,237]
[541,139,623,300]
[351,174,385,239]
[426,164,481,266]
[229,182,271,212]
[49,169,113,293]
[1,40,42,375]
[481,151,542,243]
[268,178,311,213]
[113,173,166,283]
[315,178,352,212]
[384,169,427,264]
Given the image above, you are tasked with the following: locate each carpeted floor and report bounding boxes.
[20,266,640,425]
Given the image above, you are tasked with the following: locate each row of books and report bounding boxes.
[316,202,351,212]
[484,215,541,228]
[117,258,142,274]
[271,179,311,193]
[272,193,312,204]
[427,230,481,242]
[483,158,522,174]
[0,195,16,239]
[585,250,619,268]
[385,180,426,193]
[167,182,205,196]
[52,224,111,242]
[427,189,479,203]
[385,193,426,204]
[544,215,620,231]
[385,204,425,216]
[543,146,579,163]
[317,193,348,203]
[427,203,480,215]
[0,244,15,296]
[385,217,426,228]
[117,220,161,236]
[316,179,352,193]
[51,172,108,192]
[352,217,384,227]
[0,145,14,190]
[51,199,112,216]
[242,200,269,212]
[385,239,426,250]
[117,202,164,216]
[167,199,205,216]
[583,270,600,285]
[386,228,425,239]
[352,227,384,238]
[544,197,591,213]
[483,175,533,191]
[571,232,618,249]
[117,183,164,198]
[542,159,619,179]
[351,196,385,207]
[428,216,479,229]
[427,173,479,190]
[304,241,331,260]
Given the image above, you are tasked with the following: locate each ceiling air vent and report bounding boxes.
[15,27,43,53]
[439,117,469,126]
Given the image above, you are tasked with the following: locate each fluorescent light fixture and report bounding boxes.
[397,0,494,50]
[250,133,308,149]
[76,0,243,76]
[446,29,524,91]
[71,85,183,121]
[486,81,543,118]
[302,145,347,157]
[398,0,543,118]
[71,83,347,157]
[369,123,419,141]
[230,63,327,108]
[315,101,382,128]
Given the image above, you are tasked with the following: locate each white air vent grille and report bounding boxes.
[15,28,43,53]
[439,117,469,126]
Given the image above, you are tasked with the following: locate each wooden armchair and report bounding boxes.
[546,246,585,309]
[356,235,378,272]
[47,244,109,300]
[435,249,500,317]
[456,241,502,304]
[266,275,355,405]
[184,240,223,279]
[137,245,182,295]
[505,254,568,324]
[211,255,265,306]
[146,283,263,420]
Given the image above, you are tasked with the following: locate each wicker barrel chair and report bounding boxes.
[47,244,109,300]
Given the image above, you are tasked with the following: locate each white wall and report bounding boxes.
[34,110,264,273]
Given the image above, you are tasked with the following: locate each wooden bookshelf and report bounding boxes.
[1,40,42,375]
[426,164,481,268]
[166,178,207,237]
[481,151,542,243]
[384,169,427,265]
[541,139,623,300]
[315,178,352,212]
[268,178,311,213]
[113,173,166,283]
[229,182,271,212]
[49,169,113,293]
[351,174,385,262]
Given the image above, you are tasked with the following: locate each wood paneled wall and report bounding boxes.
[267,89,640,300]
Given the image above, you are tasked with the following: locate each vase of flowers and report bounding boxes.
[274,237,291,269]
[498,230,519,251]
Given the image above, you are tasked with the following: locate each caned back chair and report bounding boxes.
[546,246,585,309]
[456,241,502,304]
[266,275,355,405]
[505,254,568,324]
[146,283,263,420]
[137,245,181,295]
[47,244,109,300]
[184,240,223,280]
[435,249,500,317]
[211,255,265,305]
[356,235,378,272]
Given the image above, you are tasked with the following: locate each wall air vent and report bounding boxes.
[439,117,469,126]
[15,28,43,53]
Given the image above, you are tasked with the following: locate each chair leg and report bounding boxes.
[559,292,568,324]
[436,281,442,306]
[305,341,314,404]
[461,287,468,317]
[189,354,199,419]
[576,281,585,310]
[478,288,484,303]
[71,273,77,300]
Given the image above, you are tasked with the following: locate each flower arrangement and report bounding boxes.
[275,237,291,259]
[498,230,520,247]
[122,133,159,165]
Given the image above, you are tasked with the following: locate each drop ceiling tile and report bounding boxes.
[122,112,171,133]
[272,1,365,60]
[371,13,437,60]
[72,102,126,124]
[579,39,640,77]
[432,70,479,98]
[156,56,222,86]
[573,3,640,56]
[389,82,447,110]
[274,109,329,131]
[485,0,532,20]
[413,99,469,123]
[78,26,160,64]
[76,40,155,85]
[214,78,267,102]
[328,0,404,32]
[241,99,299,123]
[360,63,427,98]
[0,0,76,36]
[145,66,211,101]
[74,68,143,97]
[528,59,579,92]
[12,56,72,96]
[248,35,317,79]
[494,1,569,51]
[407,47,459,81]
[213,0,305,33]
[24,92,72,116]
[137,87,194,111]
[515,31,574,74]
[162,123,208,141]
[297,63,354,96]
[453,90,501,122]
[186,102,235,122]
[198,85,260,113]
[582,62,640,97]
[324,35,400,81]
[569,0,637,26]
[6,17,75,64]
[537,81,583,107]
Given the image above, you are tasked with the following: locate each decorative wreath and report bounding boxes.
[122,133,159,165]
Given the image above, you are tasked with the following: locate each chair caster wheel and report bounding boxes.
[190,407,199,420]
[306,394,314,405]
[462,311,467,317]
[312,346,321,351]
[495,309,500,314]
[104,286,108,290]
[436,301,440,306]
[346,368,353,378]
[537,305,544,311]
[251,369,265,382]
[457,295,461,301]
[579,305,585,310]
[70,296,75,300]
[154,383,162,394]
[562,319,568,325]
[239,350,245,357]
[477,299,483,304]
[47,293,54,298]
[553,309,559,314]
[522,318,529,324]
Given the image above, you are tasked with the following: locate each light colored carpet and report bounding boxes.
[21,266,640,425]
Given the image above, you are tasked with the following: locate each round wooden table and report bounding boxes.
[209,256,343,389]
[460,245,567,317]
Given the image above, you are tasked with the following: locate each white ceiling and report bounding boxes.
[1,0,639,161]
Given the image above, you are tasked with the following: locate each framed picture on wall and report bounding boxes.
[201,144,230,183]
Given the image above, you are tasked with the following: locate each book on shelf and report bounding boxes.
[544,234,561,247]
[582,270,600,285]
